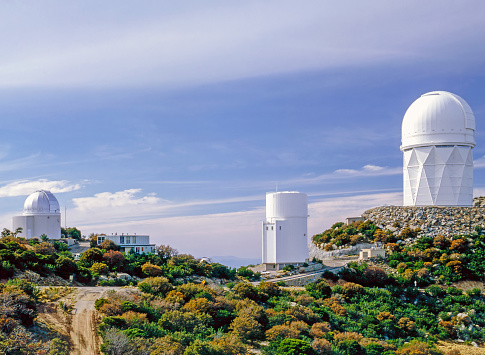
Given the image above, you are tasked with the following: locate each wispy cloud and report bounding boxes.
[0,179,81,197]
[474,155,485,168]
[289,165,402,186]
[0,1,484,88]
[70,188,265,225]
[72,190,403,258]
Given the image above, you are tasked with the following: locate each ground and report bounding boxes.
[38,286,126,355]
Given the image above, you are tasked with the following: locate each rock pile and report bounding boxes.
[362,205,485,237]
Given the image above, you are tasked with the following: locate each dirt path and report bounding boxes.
[38,286,122,355]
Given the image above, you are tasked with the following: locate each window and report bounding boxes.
[133,236,137,244]
[126,236,130,244]
[279,226,281,230]
[120,236,124,244]
[266,227,268,230]
[271,226,273,230]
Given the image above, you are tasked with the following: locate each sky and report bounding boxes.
[1,1,485,264]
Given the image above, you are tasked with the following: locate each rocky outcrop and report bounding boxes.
[361,205,485,237]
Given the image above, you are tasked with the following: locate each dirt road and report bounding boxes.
[38,286,122,355]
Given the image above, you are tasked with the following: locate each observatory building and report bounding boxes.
[12,190,61,239]
[262,191,308,270]
[401,91,475,206]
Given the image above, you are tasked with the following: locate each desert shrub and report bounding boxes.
[91,262,108,275]
[276,338,314,355]
[141,262,163,277]
[138,277,172,296]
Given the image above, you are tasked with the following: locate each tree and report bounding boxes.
[363,267,388,287]
[306,280,331,299]
[335,339,363,355]
[233,282,259,301]
[258,281,281,300]
[89,234,99,248]
[103,250,125,270]
[61,227,82,241]
[229,314,261,343]
[100,239,119,251]
[56,256,77,279]
[157,245,178,263]
[80,248,104,267]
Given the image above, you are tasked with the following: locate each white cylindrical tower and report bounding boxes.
[401,91,475,206]
[262,191,308,266]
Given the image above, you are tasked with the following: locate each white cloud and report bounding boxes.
[72,189,160,211]
[0,179,81,197]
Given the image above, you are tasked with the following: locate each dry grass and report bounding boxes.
[452,281,485,292]
[437,340,485,354]
[39,286,76,302]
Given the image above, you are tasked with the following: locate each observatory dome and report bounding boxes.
[23,190,60,215]
[401,91,475,150]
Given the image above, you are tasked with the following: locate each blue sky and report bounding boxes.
[0,1,485,261]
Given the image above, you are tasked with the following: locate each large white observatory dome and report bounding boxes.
[401,91,475,206]
[401,91,475,150]
[23,190,60,215]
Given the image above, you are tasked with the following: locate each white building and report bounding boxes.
[262,191,308,270]
[359,247,386,261]
[401,91,475,206]
[97,233,156,254]
[12,190,61,239]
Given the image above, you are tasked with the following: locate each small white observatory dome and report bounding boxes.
[401,91,475,150]
[23,190,60,215]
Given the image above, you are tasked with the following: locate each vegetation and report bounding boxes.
[2,218,485,354]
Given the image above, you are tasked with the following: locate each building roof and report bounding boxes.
[23,190,60,215]
[401,91,475,150]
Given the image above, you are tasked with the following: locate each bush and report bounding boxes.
[49,338,70,355]
[103,250,125,271]
[306,280,332,299]
[321,270,338,282]
[141,262,163,277]
[283,265,295,272]
[277,338,315,355]
[138,277,172,296]
[91,262,109,275]
[233,282,260,301]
